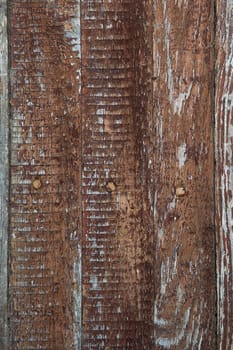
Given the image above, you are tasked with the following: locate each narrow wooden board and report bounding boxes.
[81,1,147,348]
[9,1,82,348]
[0,1,8,349]
[216,1,233,349]
[148,1,216,348]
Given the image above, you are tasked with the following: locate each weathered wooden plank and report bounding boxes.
[141,1,216,348]
[0,1,8,349]
[215,1,233,349]
[9,1,82,348]
[81,1,147,348]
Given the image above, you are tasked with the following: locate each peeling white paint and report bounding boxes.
[64,1,81,59]
[73,243,82,349]
[174,83,193,115]
[163,2,174,106]
[216,1,233,348]
[157,197,176,246]
[64,1,81,93]
[154,280,193,348]
[155,308,191,347]
[175,0,189,9]
[177,143,187,168]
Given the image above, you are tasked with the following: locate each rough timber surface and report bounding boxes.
[81,1,149,348]
[6,0,219,349]
[215,0,233,349]
[9,1,82,349]
[0,1,8,349]
[148,1,216,348]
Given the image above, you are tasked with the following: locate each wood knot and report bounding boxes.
[32,179,42,190]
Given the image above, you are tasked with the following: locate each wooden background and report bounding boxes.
[0,0,232,349]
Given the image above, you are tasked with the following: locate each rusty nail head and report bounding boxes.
[176,187,186,197]
[106,181,116,192]
[32,179,42,190]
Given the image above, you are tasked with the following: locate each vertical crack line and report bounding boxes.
[0,0,9,349]
[211,0,217,349]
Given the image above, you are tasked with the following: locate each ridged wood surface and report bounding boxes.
[9,1,82,348]
[81,1,151,348]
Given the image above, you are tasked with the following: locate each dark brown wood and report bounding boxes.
[9,1,82,348]
[81,1,147,348]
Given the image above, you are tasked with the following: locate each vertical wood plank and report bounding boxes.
[0,1,8,349]
[9,1,82,348]
[81,1,152,348]
[216,0,233,348]
[141,1,216,348]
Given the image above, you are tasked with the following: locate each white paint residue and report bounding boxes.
[158,106,163,157]
[175,0,189,8]
[174,83,193,115]
[177,143,187,168]
[156,197,176,246]
[63,1,81,93]
[97,301,102,314]
[96,108,106,115]
[176,284,183,309]
[159,2,193,117]
[90,275,100,290]
[154,304,168,326]
[72,243,82,349]
[153,191,158,218]
[155,307,191,347]
[175,50,179,67]
[64,1,81,58]
[169,197,176,211]
[188,300,203,349]
[158,226,164,243]
[154,257,194,347]
[163,2,174,105]
[215,2,233,347]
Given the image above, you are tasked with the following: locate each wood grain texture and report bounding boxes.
[0,1,8,349]
[9,1,82,348]
[145,1,216,348]
[215,0,233,349]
